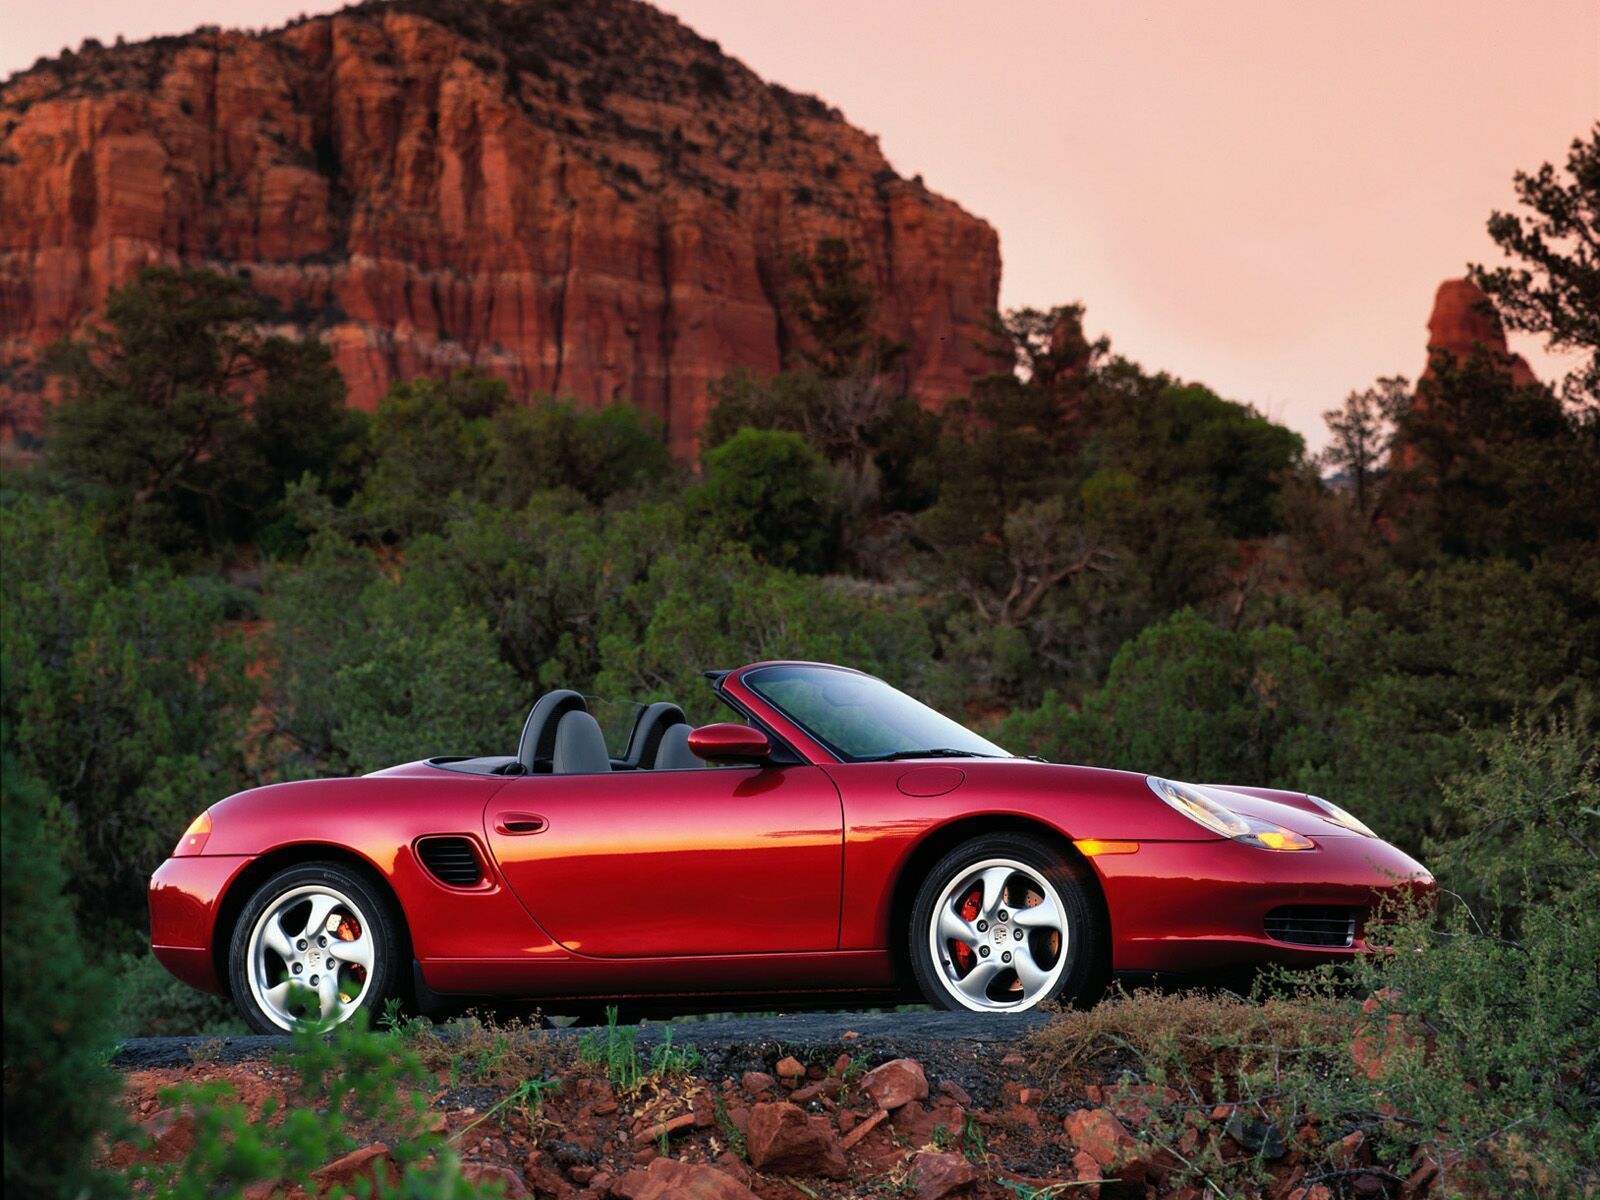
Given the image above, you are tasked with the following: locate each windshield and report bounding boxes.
[743,665,1010,763]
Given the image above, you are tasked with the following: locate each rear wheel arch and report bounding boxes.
[885,814,1111,990]
[212,843,411,994]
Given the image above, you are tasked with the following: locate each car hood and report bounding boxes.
[944,759,1375,843]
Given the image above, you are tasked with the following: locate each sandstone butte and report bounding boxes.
[0,0,1002,457]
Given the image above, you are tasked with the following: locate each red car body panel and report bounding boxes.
[149,660,1435,1005]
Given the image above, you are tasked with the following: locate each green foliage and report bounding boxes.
[1471,125,1600,404]
[1393,349,1599,562]
[327,373,675,543]
[0,499,257,928]
[1002,575,1592,854]
[2,742,122,1200]
[788,237,903,378]
[577,1006,643,1093]
[113,951,244,1038]
[41,266,357,560]
[141,1016,494,1199]
[262,531,524,775]
[696,428,837,572]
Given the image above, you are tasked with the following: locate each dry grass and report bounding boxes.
[400,1013,570,1089]
[1025,986,1354,1082]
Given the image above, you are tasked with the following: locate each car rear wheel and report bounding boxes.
[909,833,1104,1012]
[228,862,404,1033]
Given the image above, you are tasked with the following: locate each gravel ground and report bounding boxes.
[112,1007,1052,1078]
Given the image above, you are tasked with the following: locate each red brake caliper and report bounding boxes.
[335,916,367,985]
[952,888,982,972]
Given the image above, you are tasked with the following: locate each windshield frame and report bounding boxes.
[739,663,1010,765]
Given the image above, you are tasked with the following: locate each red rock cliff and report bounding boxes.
[0,0,1001,455]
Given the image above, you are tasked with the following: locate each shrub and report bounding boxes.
[2,745,122,1200]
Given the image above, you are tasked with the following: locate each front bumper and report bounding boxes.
[1093,834,1434,973]
[149,855,253,995]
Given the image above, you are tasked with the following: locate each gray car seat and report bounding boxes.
[653,722,705,770]
[552,710,613,774]
[622,701,689,769]
[516,690,587,773]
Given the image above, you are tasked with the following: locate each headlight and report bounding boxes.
[1306,794,1377,838]
[1146,777,1314,851]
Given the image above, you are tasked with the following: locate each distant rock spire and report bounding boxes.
[1421,278,1537,388]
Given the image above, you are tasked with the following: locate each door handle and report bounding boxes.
[495,813,547,835]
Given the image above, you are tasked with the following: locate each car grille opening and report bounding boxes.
[417,837,484,888]
[1264,905,1359,947]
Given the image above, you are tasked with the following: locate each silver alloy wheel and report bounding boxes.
[246,883,376,1030]
[926,856,1069,1011]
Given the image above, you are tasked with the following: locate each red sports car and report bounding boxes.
[150,661,1434,1032]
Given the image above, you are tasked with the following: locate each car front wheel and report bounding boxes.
[228,862,404,1033]
[909,833,1104,1012]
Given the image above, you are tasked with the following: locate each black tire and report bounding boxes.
[227,861,406,1034]
[908,833,1105,1012]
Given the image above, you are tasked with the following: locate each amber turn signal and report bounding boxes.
[1073,838,1140,857]
[174,810,212,857]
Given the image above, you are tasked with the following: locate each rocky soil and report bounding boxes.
[108,1008,1448,1200]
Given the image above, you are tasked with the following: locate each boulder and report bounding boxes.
[861,1058,929,1110]
[745,1101,847,1178]
[911,1151,978,1199]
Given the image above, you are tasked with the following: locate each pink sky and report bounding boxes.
[4,0,1596,449]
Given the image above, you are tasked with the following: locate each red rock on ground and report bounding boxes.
[459,1162,530,1198]
[110,1108,196,1166]
[911,1150,978,1199]
[611,1157,761,1200]
[773,1056,806,1083]
[744,1101,847,1178]
[1062,1108,1136,1168]
[313,1143,396,1195]
[741,1071,775,1096]
[861,1057,929,1110]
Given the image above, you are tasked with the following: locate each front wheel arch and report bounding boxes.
[887,815,1111,996]
[212,843,412,1002]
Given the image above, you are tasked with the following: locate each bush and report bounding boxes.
[2,745,122,1200]
[0,499,258,931]
[113,951,243,1038]
[696,428,837,573]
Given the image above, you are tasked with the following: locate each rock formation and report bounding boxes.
[1421,278,1537,388]
[0,0,1001,456]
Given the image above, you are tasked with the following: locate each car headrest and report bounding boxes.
[516,690,587,773]
[653,723,705,771]
[623,701,688,769]
[552,710,612,775]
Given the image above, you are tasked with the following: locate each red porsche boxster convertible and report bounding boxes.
[150,661,1434,1032]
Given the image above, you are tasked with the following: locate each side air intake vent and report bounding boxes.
[417,837,484,888]
[1264,905,1358,947]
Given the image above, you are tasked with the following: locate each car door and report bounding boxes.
[484,764,844,957]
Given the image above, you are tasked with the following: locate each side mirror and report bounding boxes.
[687,722,772,764]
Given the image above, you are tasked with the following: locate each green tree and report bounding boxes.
[788,238,903,378]
[1470,125,1600,404]
[695,429,837,573]
[1317,376,1410,519]
[0,500,257,930]
[2,744,121,1200]
[261,531,524,777]
[1393,349,1600,561]
[42,266,357,558]
[484,399,676,507]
